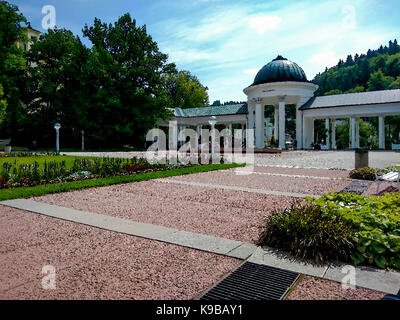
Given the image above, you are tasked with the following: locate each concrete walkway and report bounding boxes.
[1,198,399,294]
[157,178,319,198]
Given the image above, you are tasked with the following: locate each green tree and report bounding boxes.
[323,89,342,96]
[25,28,91,147]
[367,69,394,91]
[336,119,349,150]
[389,76,400,89]
[163,70,209,109]
[0,84,6,126]
[345,86,365,93]
[0,1,27,139]
[82,14,176,147]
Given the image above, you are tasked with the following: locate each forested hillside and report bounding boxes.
[313,40,400,96]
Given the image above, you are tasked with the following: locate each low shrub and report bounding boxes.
[312,192,400,269]
[258,202,356,264]
[259,192,400,270]
[349,167,377,180]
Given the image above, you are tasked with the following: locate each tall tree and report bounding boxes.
[0,1,27,140]
[0,84,6,126]
[163,70,209,109]
[26,28,91,147]
[367,69,394,91]
[82,14,176,147]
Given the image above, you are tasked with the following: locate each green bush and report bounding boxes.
[259,192,400,269]
[258,202,356,264]
[311,192,400,269]
[349,167,377,180]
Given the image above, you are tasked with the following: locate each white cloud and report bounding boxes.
[243,69,259,76]
[248,15,282,35]
[308,50,339,70]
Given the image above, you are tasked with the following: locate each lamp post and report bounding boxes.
[54,123,61,153]
[81,130,85,151]
[208,116,217,156]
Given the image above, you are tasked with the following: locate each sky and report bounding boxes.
[12,0,400,103]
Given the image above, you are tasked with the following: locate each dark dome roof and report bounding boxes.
[252,55,308,85]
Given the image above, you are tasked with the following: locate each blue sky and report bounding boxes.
[13,0,400,103]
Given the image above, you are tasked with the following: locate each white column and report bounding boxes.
[355,117,360,148]
[331,119,336,150]
[247,102,255,148]
[241,123,245,146]
[255,98,264,149]
[303,117,314,149]
[379,116,385,149]
[296,107,302,149]
[325,119,330,149]
[350,117,356,149]
[274,106,279,141]
[278,96,286,150]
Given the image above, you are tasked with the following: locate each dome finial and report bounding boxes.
[273,55,287,61]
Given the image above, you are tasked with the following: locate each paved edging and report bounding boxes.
[1,199,399,294]
[248,247,400,295]
[0,199,257,260]
[156,179,319,198]
[234,170,352,181]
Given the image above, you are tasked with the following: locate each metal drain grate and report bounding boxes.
[199,262,300,300]
[340,180,371,195]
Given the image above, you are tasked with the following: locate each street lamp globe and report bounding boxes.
[54,123,61,131]
[208,116,217,127]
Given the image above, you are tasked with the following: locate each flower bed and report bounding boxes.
[0,156,189,189]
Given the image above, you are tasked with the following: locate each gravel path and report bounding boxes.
[34,167,351,244]
[34,181,294,244]
[0,206,239,300]
[287,276,385,300]
[163,169,350,195]
[254,151,400,169]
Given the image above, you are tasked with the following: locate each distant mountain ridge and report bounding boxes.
[313,39,400,96]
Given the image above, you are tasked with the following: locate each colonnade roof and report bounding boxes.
[174,103,248,118]
[300,89,400,110]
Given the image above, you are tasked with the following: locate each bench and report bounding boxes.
[375,166,400,194]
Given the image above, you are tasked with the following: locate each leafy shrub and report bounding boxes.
[258,202,356,264]
[349,167,377,180]
[311,192,400,269]
[259,192,400,269]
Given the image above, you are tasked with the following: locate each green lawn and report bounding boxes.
[0,163,244,201]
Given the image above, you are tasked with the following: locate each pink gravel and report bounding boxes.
[287,276,385,300]
[163,170,350,195]
[251,166,350,179]
[34,181,294,244]
[363,181,394,197]
[33,167,351,244]
[0,205,239,300]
